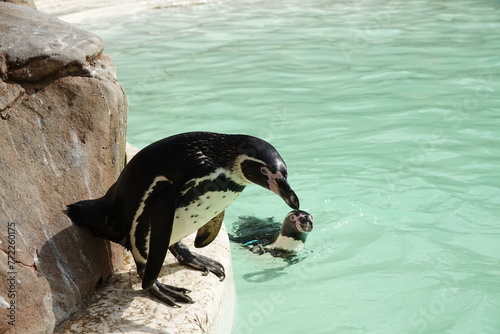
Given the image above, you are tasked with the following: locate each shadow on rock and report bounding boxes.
[44,226,188,333]
[38,225,117,331]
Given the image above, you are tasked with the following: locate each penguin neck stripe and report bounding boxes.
[177,171,246,208]
[236,155,266,166]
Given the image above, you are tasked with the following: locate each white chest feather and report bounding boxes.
[265,234,305,252]
[129,169,245,263]
[169,167,245,244]
[170,189,241,245]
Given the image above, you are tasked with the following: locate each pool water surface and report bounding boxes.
[83,0,500,332]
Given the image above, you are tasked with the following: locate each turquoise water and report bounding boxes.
[83,0,500,332]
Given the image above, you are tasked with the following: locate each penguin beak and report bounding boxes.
[289,210,313,233]
[299,217,313,233]
[271,178,300,210]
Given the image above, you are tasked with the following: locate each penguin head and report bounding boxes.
[285,210,313,233]
[280,210,313,243]
[235,136,300,210]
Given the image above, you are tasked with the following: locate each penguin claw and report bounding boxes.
[158,282,191,295]
[200,263,225,281]
[149,280,194,307]
[169,242,226,281]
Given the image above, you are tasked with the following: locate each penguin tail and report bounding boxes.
[66,199,125,245]
[66,199,103,227]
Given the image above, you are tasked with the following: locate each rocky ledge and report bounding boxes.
[0,3,127,333]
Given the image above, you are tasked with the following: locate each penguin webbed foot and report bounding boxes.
[170,242,225,281]
[137,265,194,307]
[149,280,194,307]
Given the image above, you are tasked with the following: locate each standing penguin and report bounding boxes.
[66,131,299,307]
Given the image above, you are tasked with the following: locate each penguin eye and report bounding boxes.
[260,167,268,175]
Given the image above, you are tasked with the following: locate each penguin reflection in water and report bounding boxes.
[66,132,300,307]
[230,210,313,262]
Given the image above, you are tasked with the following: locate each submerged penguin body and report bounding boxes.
[230,210,313,257]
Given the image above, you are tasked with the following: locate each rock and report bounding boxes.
[0,0,36,10]
[0,3,127,334]
[0,2,103,82]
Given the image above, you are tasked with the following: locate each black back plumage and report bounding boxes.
[229,216,281,246]
[71,133,249,236]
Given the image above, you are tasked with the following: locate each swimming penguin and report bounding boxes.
[230,210,313,258]
[66,132,300,307]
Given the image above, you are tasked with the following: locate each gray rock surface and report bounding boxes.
[0,2,103,83]
[0,0,36,9]
[0,3,127,333]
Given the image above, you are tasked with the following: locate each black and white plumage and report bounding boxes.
[66,132,299,306]
[229,210,313,258]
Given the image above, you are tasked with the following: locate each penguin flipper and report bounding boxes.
[194,211,225,248]
[139,179,179,290]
